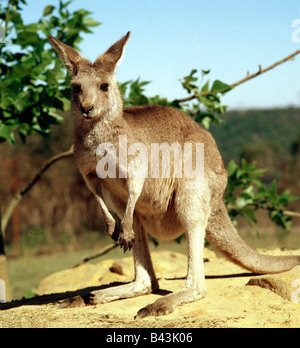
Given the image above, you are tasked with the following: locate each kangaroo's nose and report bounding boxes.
[80,105,94,116]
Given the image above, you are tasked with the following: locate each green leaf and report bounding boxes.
[18,127,29,143]
[201,117,211,130]
[243,208,257,224]
[46,70,59,86]
[43,5,55,17]
[227,160,238,177]
[82,17,101,27]
[269,210,292,231]
[16,31,39,46]
[211,80,232,94]
[243,185,255,198]
[182,70,198,94]
[131,95,149,106]
[0,123,17,145]
[59,0,73,11]
[201,81,210,93]
[235,196,253,209]
[74,9,92,17]
[201,69,210,78]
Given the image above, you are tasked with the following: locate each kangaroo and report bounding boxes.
[49,32,300,319]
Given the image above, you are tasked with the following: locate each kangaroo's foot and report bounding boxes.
[59,280,154,309]
[135,287,207,319]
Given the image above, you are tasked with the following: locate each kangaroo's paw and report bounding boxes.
[135,288,207,320]
[135,299,174,319]
[59,281,152,309]
[118,225,135,252]
[107,221,120,242]
[59,295,91,309]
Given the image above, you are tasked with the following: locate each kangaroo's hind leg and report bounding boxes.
[135,189,210,319]
[136,211,207,319]
[135,221,208,319]
[60,217,159,308]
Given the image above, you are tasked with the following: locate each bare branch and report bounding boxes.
[230,49,300,88]
[1,145,74,237]
[177,49,300,103]
[283,210,300,218]
[73,242,118,268]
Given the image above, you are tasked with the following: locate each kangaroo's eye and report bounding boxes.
[72,84,82,95]
[100,83,109,92]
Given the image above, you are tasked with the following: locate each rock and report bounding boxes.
[247,266,300,302]
[34,258,133,296]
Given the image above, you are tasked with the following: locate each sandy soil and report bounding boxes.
[0,251,300,328]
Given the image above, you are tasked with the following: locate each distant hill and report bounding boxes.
[210,107,300,165]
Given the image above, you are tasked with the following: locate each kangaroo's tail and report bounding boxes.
[206,202,300,274]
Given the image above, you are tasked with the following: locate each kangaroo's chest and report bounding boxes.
[74,123,119,177]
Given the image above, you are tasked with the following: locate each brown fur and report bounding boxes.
[49,32,300,319]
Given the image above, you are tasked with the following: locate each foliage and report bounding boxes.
[179,69,232,129]
[0,0,100,145]
[120,69,232,130]
[225,159,299,232]
[0,0,232,144]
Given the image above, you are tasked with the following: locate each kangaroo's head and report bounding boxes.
[49,32,130,121]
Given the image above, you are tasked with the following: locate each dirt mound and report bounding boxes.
[0,249,300,328]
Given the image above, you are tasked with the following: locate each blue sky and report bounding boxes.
[21,0,300,110]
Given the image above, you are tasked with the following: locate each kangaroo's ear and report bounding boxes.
[49,36,87,75]
[94,32,130,72]
[105,31,131,64]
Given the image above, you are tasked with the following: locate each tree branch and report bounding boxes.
[283,210,300,219]
[249,203,300,219]
[177,49,300,103]
[73,242,118,268]
[1,145,74,237]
